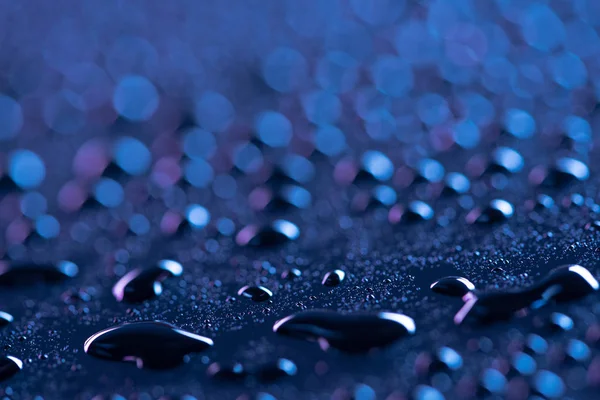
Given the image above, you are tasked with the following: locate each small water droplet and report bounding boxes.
[549,312,573,332]
[84,321,213,369]
[257,358,298,382]
[431,347,463,372]
[322,269,346,287]
[430,276,475,297]
[511,352,537,376]
[488,147,524,174]
[237,285,273,302]
[112,260,183,303]
[207,362,247,381]
[533,370,565,399]
[469,199,514,224]
[402,201,434,222]
[273,310,415,352]
[236,220,300,247]
[0,260,78,286]
[443,172,470,195]
[281,268,302,280]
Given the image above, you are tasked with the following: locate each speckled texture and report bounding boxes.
[1,1,600,399]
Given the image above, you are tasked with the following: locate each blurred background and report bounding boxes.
[0,0,598,245]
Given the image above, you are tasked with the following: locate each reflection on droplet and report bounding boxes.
[112,260,183,303]
[207,362,247,381]
[236,220,300,247]
[84,321,213,369]
[273,310,415,352]
[237,285,273,302]
[0,260,78,286]
[430,276,475,297]
[455,264,598,324]
[322,269,346,287]
[0,311,14,327]
[0,356,23,382]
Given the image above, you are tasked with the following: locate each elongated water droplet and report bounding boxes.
[84,321,213,369]
[273,310,415,352]
[112,260,183,303]
[454,264,598,324]
[0,260,78,286]
[430,276,475,297]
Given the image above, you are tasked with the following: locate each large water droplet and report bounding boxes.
[454,264,598,324]
[0,311,14,327]
[112,260,183,303]
[84,321,213,369]
[430,276,475,297]
[273,310,415,352]
[237,285,273,302]
[0,356,22,382]
[0,260,78,286]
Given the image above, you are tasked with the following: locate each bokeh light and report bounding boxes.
[9,150,46,189]
[113,75,159,121]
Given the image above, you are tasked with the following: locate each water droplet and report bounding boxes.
[264,185,312,211]
[257,358,298,382]
[534,194,555,210]
[454,264,598,324]
[0,260,78,286]
[415,159,445,184]
[355,151,394,183]
[273,310,415,352]
[403,201,434,222]
[480,368,507,394]
[432,347,463,371]
[566,339,590,362]
[430,276,475,297]
[0,356,22,382]
[207,362,247,381]
[236,220,300,247]
[533,370,565,399]
[540,157,590,187]
[322,269,346,287]
[511,352,537,376]
[237,285,273,302]
[413,385,445,400]
[112,260,183,303]
[0,312,13,327]
[281,268,302,281]
[549,312,573,332]
[443,173,470,195]
[526,334,548,355]
[84,321,213,369]
[488,147,524,174]
[469,199,514,224]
